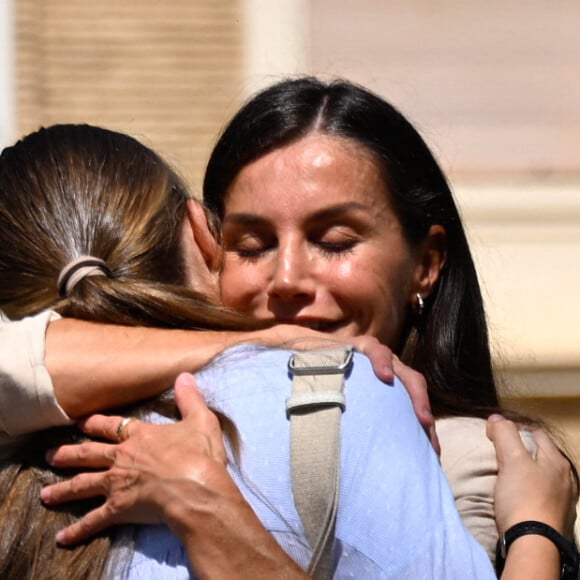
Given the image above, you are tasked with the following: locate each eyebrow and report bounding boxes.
[222,214,270,228]
[308,202,371,222]
[223,202,372,227]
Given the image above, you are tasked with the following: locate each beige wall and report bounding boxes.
[310,0,580,176]
[15,0,245,193]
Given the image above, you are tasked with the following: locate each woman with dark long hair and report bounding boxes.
[201,76,577,559]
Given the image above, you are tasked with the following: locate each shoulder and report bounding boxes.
[437,417,497,511]
[437,416,491,454]
[437,416,497,489]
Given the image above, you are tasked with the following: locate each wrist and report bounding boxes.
[495,520,579,580]
[165,482,308,579]
[160,463,237,536]
[508,533,560,559]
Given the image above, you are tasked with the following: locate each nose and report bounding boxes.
[268,238,315,302]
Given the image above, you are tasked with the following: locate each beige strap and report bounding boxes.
[286,347,353,579]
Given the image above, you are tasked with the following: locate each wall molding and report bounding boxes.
[452,180,580,373]
[242,0,310,96]
[501,366,580,399]
[456,179,580,233]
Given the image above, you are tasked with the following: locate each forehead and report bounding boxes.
[224,133,392,214]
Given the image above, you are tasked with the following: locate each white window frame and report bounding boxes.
[0,0,15,150]
[241,0,310,96]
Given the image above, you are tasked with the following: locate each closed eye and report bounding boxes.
[224,232,276,262]
[312,226,360,257]
[235,245,274,262]
[316,239,357,257]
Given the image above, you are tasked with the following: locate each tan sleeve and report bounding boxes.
[0,310,72,437]
[437,416,499,564]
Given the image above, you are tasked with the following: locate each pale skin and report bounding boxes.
[39,134,576,576]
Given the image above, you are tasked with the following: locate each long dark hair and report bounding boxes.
[0,124,255,579]
[204,76,498,419]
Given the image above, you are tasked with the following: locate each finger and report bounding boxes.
[55,503,120,546]
[175,372,223,435]
[530,427,563,457]
[393,358,435,440]
[352,338,394,383]
[46,441,117,469]
[517,429,538,459]
[78,414,125,440]
[79,414,139,442]
[532,429,577,481]
[486,414,530,466]
[174,373,207,419]
[41,471,108,505]
[116,417,139,442]
[175,373,228,463]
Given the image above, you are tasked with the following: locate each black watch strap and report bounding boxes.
[495,520,579,579]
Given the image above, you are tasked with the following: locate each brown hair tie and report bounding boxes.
[57,255,111,297]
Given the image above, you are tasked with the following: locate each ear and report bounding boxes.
[184,198,222,272]
[411,225,447,301]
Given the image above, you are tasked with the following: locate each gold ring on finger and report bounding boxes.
[116,417,136,442]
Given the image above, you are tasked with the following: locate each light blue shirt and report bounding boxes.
[126,346,495,579]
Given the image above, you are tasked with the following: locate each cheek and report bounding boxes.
[330,262,377,301]
[335,262,354,279]
[220,259,263,310]
[324,260,394,324]
[372,266,415,341]
[342,254,412,338]
[350,267,398,312]
[332,256,395,300]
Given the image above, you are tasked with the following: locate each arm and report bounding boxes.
[0,310,70,436]
[47,320,404,419]
[48,321,435,443]
[46,318,292,418]
[3,311,436,446]
[7,314,429,425]
[487,414,578,580]
[5,314,371,421]
[42,374,309,579]
[2,313,290,433]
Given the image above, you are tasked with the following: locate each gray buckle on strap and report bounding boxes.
[286,347,353,417]
[287,346,354,376]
